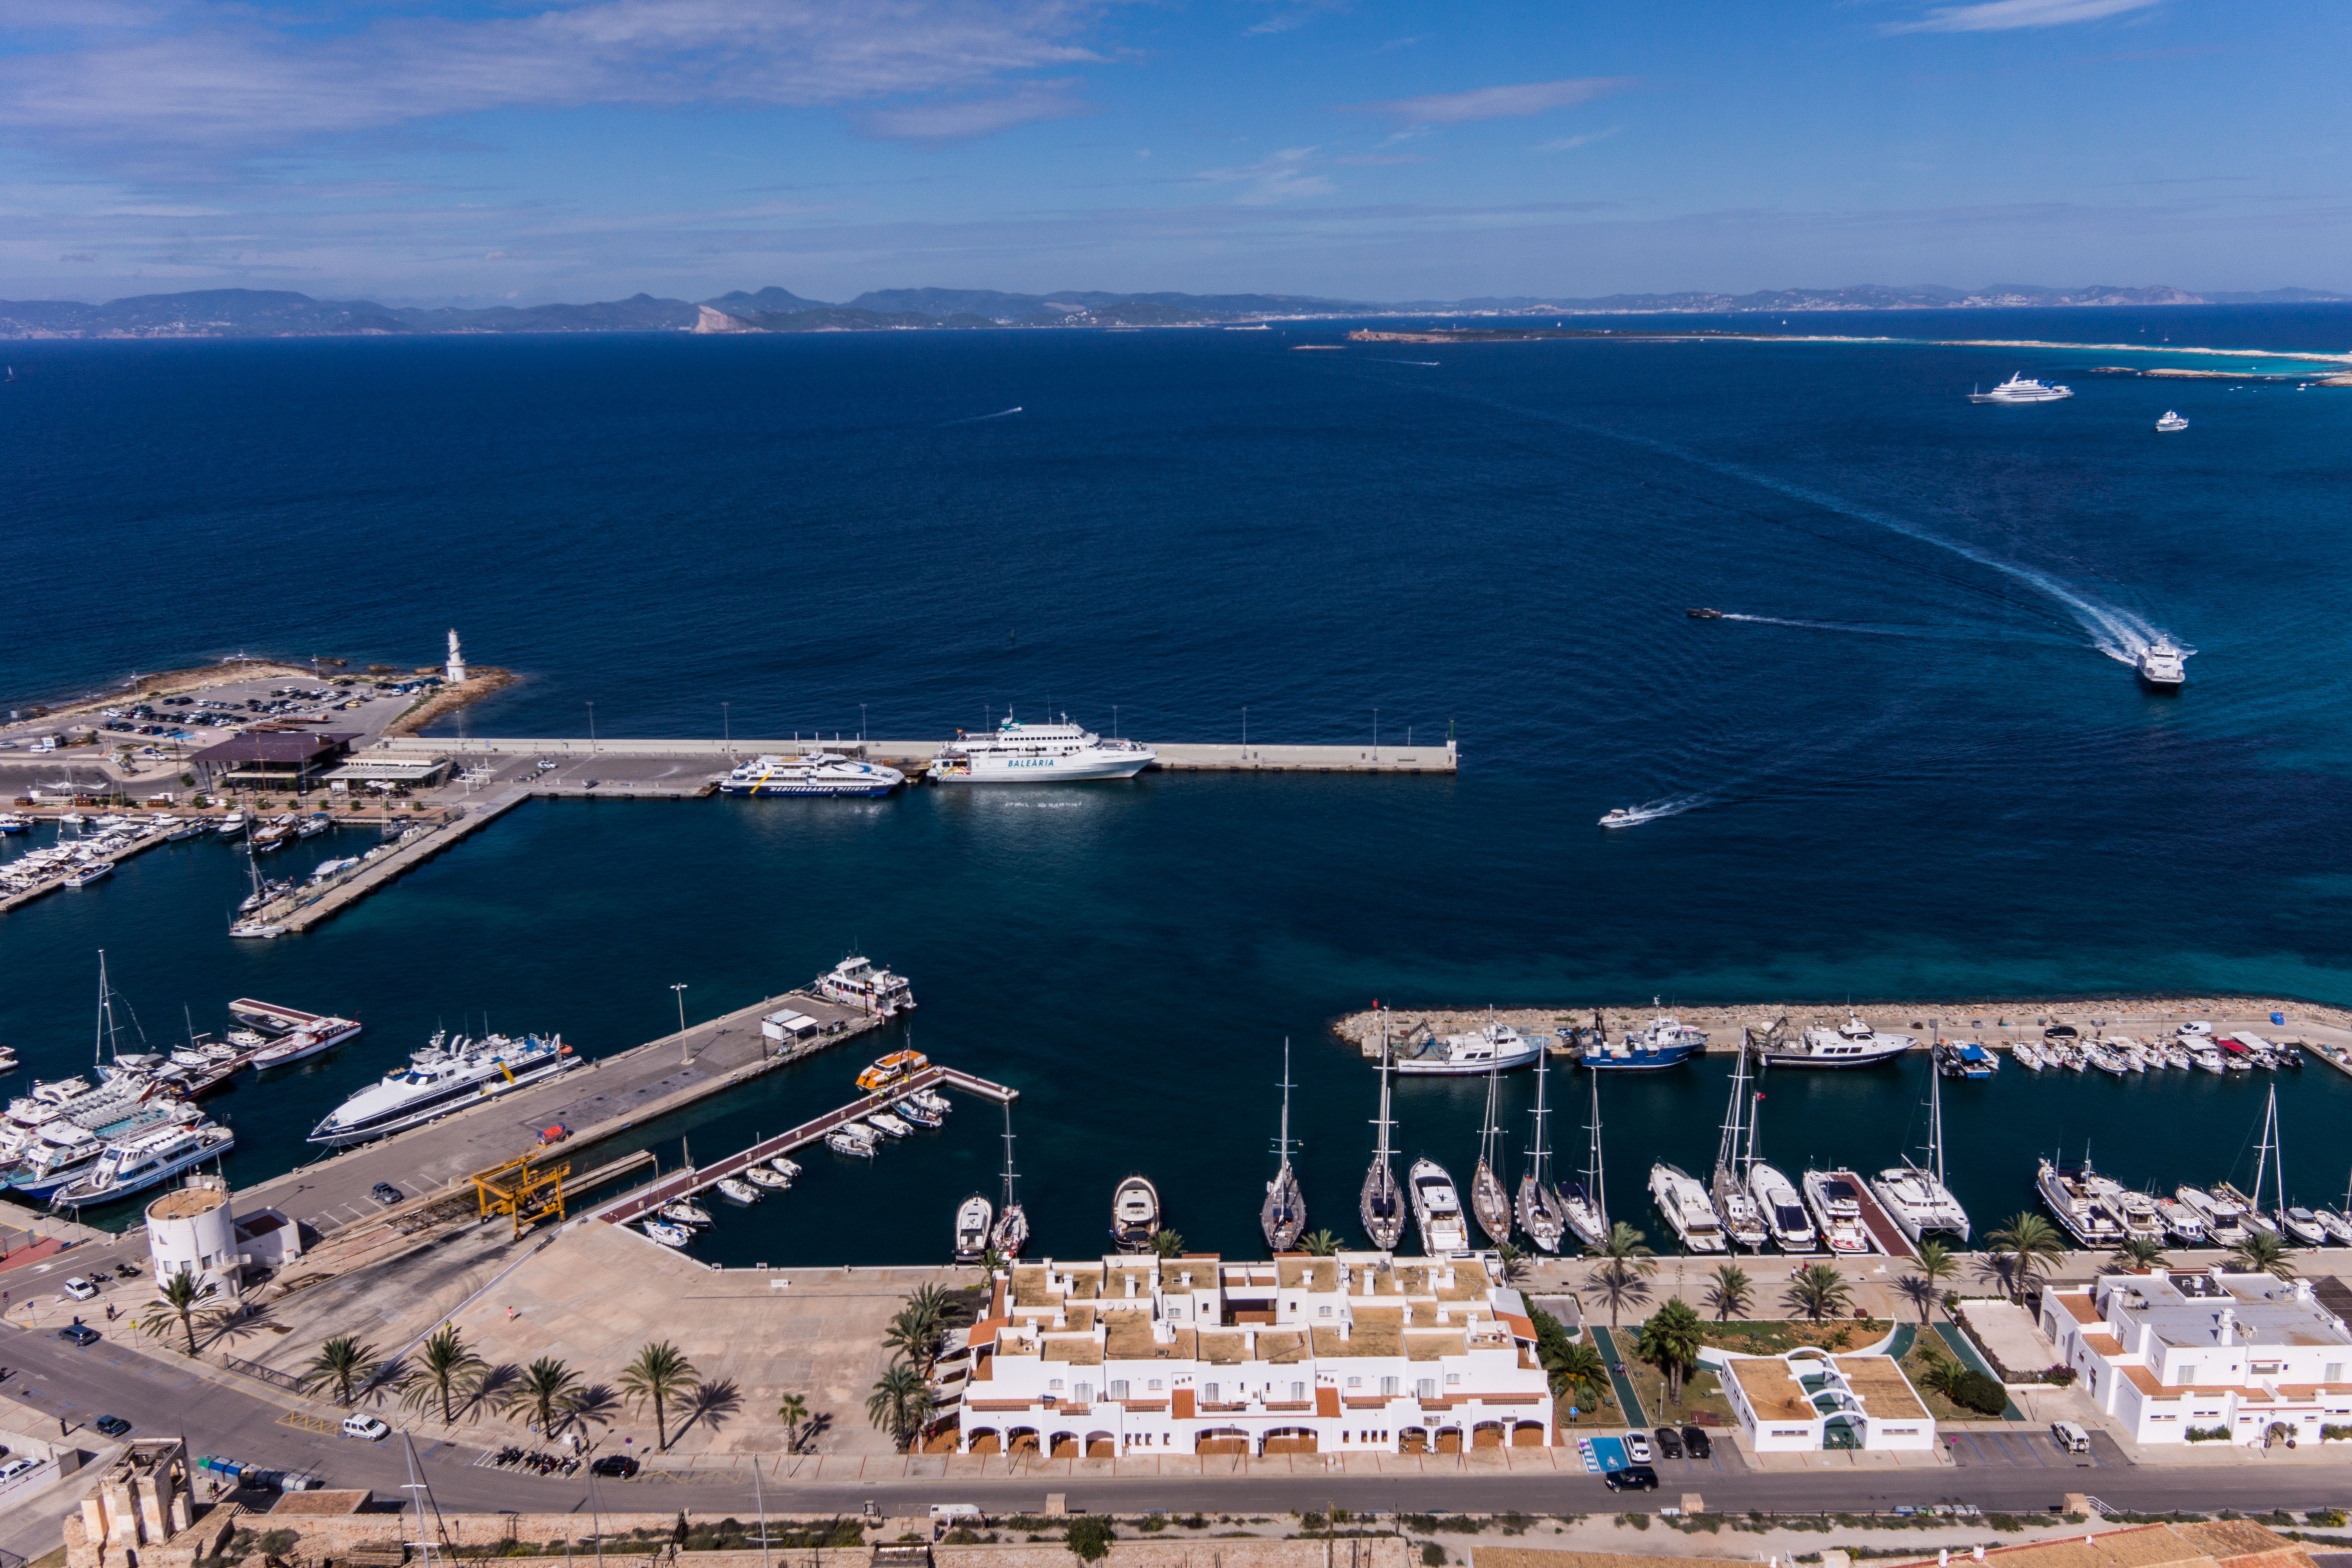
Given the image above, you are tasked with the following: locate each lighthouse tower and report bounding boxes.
[445,628,466,684]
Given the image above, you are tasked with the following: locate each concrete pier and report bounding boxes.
[367,733,1460,773]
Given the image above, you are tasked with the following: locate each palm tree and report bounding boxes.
[777,1393,809,1454]
[1492,1241,1528,1284]
[1634,1298,1705,1407]
[398,1327,486,1428]
[618,1341,702,1452]
[2233,1228,2296,1279]
[1301,1229,1343,1257]
[1783,1263,1853,1323]
[973,1246,1006,1287]
[141,1272,216,1357]
[297,1336,383,1406]
[1704,1263,1752,1323]
[1539,1339,1612,1422]
[865,1360,929,1451]
[904,1283,960,1333]
[1985,1212,2067,1303]
[1584,1221,1658,1329]
[2113,1236,2170,1273]
[1913,1240,1959,1302]
[502,1356,586,1436]
[882,1306,941,1376]
[1149,1229,1187,1258]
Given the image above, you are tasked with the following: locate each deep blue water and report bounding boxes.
[3,305,2351,1263]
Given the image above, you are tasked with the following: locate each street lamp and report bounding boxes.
[722,702,731,750]
[672,983,689,1064]
[587,701,597,755]
[859,703,867,744]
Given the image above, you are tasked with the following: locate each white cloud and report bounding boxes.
[1532,125,1622,152]
[858,82,1094,142]
[1191,147,1336,205]
[1884,0,2162,35]
[1340,77,1635,128]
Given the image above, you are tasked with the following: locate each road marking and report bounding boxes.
[279,1412,338,1436]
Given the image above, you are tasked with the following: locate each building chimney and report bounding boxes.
[2218,1306,2236,1347]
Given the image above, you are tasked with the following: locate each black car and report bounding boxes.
[1653,1425,1683,1459]
[589,1455,639,1479]
[58,1323,101,1347]
[1602,1464,1659,1492]
[94,1415,132,1437]
[1681,1425,1712,1460]
[371,1182,404,1205]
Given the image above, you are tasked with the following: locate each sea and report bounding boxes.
[3,303,2351,1265]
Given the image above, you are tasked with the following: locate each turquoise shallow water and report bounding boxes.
[2,306,2350,1260]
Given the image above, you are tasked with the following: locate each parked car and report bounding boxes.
[370,1182,403,1205]
[61,1277,99,1301]
[1653,1426,1683,1459]
[1602,1465,1659,1492]
[341,1415,390,1441]
[590,1455,639,1478]
[58,1323,101,1347]
[2051,1420,2092,1455]
[95,1415,133,1437]
[1681,1425,1712,1460]
[1625,1432,1653,1463]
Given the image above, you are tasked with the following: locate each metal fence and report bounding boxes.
[219,1352,305,1394]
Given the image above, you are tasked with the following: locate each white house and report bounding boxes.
[1719,1348,1937,1452]
[2042,1267,2352,1446]
[950,1253,1553,1457]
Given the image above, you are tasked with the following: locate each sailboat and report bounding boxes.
[988,1100,1029,1258]
[1710,1042,1770,1251]
[1868,1046,1973,1244]
[1514,1051,1568,1252]
[1561,1069,1609,1249]
[1469,1063,1513,1245]
[1261,1039,1307,1253]
[2236,1085,2327,1244]
[1358,1013,1406,1249]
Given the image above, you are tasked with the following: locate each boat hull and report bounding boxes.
[53,1129,234,1208]
[307,1053,578,1145]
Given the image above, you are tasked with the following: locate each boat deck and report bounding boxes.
[1829,1168,1918,1260]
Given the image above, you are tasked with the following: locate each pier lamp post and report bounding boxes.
[672,982,689,1063]
[587,701,597,755]
[859,703,867,744]
[722,702,731,751]
[1373,708,1379,761]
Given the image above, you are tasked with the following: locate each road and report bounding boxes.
[8,1317,2352,1543]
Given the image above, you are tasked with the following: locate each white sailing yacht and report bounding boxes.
[1359,1022,1406,1249]
[1868,1051,1973,1244]
[1561,1071,1609,1249]
[1515,1053,1568,1253]
[1261,1040,1307,1252]
[989,1102,1028,1258]
[1711,1043,1769,1251]
[1470,1065,1512,1246]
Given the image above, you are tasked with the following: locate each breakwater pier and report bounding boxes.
[367,733,1460,774]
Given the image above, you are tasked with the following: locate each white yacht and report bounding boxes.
[2038,1157,2124,1247]
[2094,1180,2167,1246]
[1760,1013,1916,1069]
[1801,1170,1875,1255]
[1394,1020,1544,1076]
[250,1016,363,1067]
[1969,373,2074,404]
[826,1123,878,1158]
[1111,1174,1161,1251]
[2153,1194,2207,1246]
[2136,640,2187,690]
[1647,1162,1727,1253]
[954,1193,995,1260]
[306,1031,578,1145]
[1408,1156,1471,1254]
[2155,411,2189,432]
[929,714,1154,782]
[1750,1163,1817,1253]
[52,1120,234,1208]
[2176,1184,2247,1245]
[720,753,905,797]
[811,956,915,1015]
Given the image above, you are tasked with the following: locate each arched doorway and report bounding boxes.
[1471,1422,1505,1449]
[1196,1428,1250,1455]
[965,1428,1001,1455]
[1008,1427,1041,1454]
[1434,1426,1464,1454]
[1511,1421,1546,1448]
[1261,1428,1318,1455]
[1085,1431,1116,1459]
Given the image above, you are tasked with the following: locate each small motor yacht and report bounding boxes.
[659,1198,712,1226]
[641,1220,693,1248]
[826,1125,878,1157]
[894,1099,944,1128]
[1111,1174,1161,1251]
[865,1112,913,1139]
[2156,411,2189,432]
[744,1164,791,1189]
[2282,1206,2332,1247]
[906,1089,951,1116]
[954,1192,995,1260]
[714,1176,761,1205]
[1686,607,1724,620]
[769,1156,802,1179]
[2136,639,2187,690]
[1598,807,1640,829]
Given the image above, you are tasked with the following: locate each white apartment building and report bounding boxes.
[1718,1348,1938,1452]
[2041,1267,2352,1445]
[950,1253,1554,1457]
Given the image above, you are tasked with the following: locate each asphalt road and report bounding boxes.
[9,1317,2352,1534]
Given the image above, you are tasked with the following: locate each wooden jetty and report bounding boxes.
[1828,1167,1918,1260]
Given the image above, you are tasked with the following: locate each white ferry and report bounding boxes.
[1760,1013,1916,1069]
[812,956,915,1016]
[720,753,905,798]
[307,1031,579,1146]
[1648,1162,1727,1253]
[1394,1020,1543,1076]
[1408,1156,1470,1254]
[1969,373,2074,404]
[928,714,1154,782]
[53,1120,234,1208]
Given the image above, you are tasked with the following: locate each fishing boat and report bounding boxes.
[1359,1022,1406,1250]
[2038,1155,2125,1247]
[928,712,1156,782]
[1408,1157,1470,1254]
[865,1112,913,1140]
[1580,1008,1707,1072]
[1111,1174,1161,1251]
[1562,1070,1609,1249]
[815,956,916,1016]
[1710,1042,1769,1252]
[2152,1195,2207,1245]
[1514,1053,1567,1254]
[856,1049,927,1092]
[990,1102,1029,1257]
[825,1123,878,1158]
[1394,1019,1543,1076]
[305,1030,573,1145]
[1760,1013,1915,1069]
[954,1193,995,1261]
[1469,1065,1512,1247]
[1262,1040,1307,1252]
[1869,1055,1972,1244]
[744,1164,791,1190]
[659,1198,712,1226]
[1648,1163,1726,1253]
[641,1220,692,1248]
[714,1176,760,1205]
[1800,1171,1874,1255]
[251,1016,364,1069]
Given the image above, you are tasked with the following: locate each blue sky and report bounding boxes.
[0,0,2343,305]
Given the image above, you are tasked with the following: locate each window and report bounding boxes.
[1147,1379,1163,1392]
[1049,1379,1064,1392]
[2179,1365,2198,1386]
[1291,1381,1306,1401]
[1416,1378,1437,1399]
[1381,1376,1399,1397]
[2329,1364,2345,1385]
[1319,1305,1333,1317]
[1347,1376,1362,1389]
[1445,1373,1460,1386]
[1204,1383,1220,1403]
[1109,1381,1129,1400]
[1074,1382,1093,1403]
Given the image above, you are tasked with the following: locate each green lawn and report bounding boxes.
[1696,1318,1892,1355]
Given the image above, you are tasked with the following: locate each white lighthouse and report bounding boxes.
[445,628,466,684]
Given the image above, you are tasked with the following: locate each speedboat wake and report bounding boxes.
[941,406,1024,426]
[1599,795,1709,829]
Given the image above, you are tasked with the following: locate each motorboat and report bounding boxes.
[2082,1040,2131,1078]
[2153,1195,2207,1246]
[714,1176,760,1205]
[1598,808,1641,829]
[928,712,1155,782]
[2282,1206,2332,1247]
[816,958,915,1016]
[51,1120,234,1208]
[305,1030,575,1145]
[1802,1171,1874,1255]
[2190,1045,2227,1074]
[228,998,327,1036]
[215,813,247,837]
[2213,1183,2277,1235]
[857,1049,928,1092]
[1408,1156,1470,1254]
[2093,1181,2167,1246]
[641,1220,692,1248]
[1647,1162,1726,1253]
[1686,607,1725,619]
[2314,1207,2352,1247]
[2137,640,2188,690]
[826,1124,878,1158]
[1969,372,2074,404]
[1111,1174,1161,1251]
[1394,1020,1544,1076]
[744,1164,791,1189]
[659,1198,712,1226]
[864,1112,913,1140]
[894,1099,944,1129]
[1580,1012,1707,1072]
[1263,1041,1307,1252]
[251,1016,365,1069]
[2038,1157,2124,1247]
[2156,410,2189,432]
[63,862,112,888]
[1751,1163,1816,1253]
[719,752,906,797]
[1760,1013,1915,1069]
[954,1193,995,1261]
[295,814,331,838]
[906,1089,951,1116]
[1935,1040,1998,1079]
[769,1157,802,1180]
[2176,1185,2247,1246]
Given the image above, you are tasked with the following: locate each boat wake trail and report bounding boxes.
[1369,359,1441,367]
[942,406,1024,426]
[1601,794,1711,829]
[1714,613,2048,644]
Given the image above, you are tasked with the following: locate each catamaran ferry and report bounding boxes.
[928,714,1155,782]
[720,753,905,797]
[307,1031,579,1146]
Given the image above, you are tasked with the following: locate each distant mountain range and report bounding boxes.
[0,282,2343,339]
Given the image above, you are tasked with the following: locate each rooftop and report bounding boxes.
[187,730,358,765]
[2100,1272,2352,1350]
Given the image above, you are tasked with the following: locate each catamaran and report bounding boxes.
[1869,1051,1973,1244]
[1359,1018,1406,1250]
[1261,1040,1307,1252]
[1515,1051,1568,1253]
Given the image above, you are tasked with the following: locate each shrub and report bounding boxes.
[1065,1517,1116,1563]
[1626,1514,1650,1531]
[2186,1426,2232,1442]
[1950,1370,2009,1415]
[2323,1427,2352,1444]
[256,1533,299,1557]
[2043,1367,2076,1387]
[1138,1518,1169,1534]
[1421,1547,1446,1567]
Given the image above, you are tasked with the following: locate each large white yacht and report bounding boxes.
[720,753,905,797]
[2038,1157,2124,1247]
[2155,410,2189,432]
[2136,640,2187,690]
[1394,1020,1544,1076]
[52,1120,234,1208]
[928,714,1154,782]
[1648,1162,1727,1253]
[1759,1013,1916,1069]
[1750,1163,1817,1253]
[307,1031,579,1146]
[1801,1170,1875,1255]
[1969,373,2074,404]
[1408,1157,1470,1254]
[812,955,915,1015]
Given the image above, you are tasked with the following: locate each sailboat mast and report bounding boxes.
[1277,1037,1294,1173]
[1374,1024,1395,1163]
[92,951,107,1067]
[1526,1050,1549,1185]
[1929,1053,1947,1189]
[999,1101,1018,1209]
[1479,1065,1500,1172]
[1588,1070,1608,1227]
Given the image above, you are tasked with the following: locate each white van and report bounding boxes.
[341,1415,390,1442]
[929,1505,986,1525]
[2051,1420,2092,1454]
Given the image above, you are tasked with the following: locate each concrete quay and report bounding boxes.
[369,733,1461,773]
